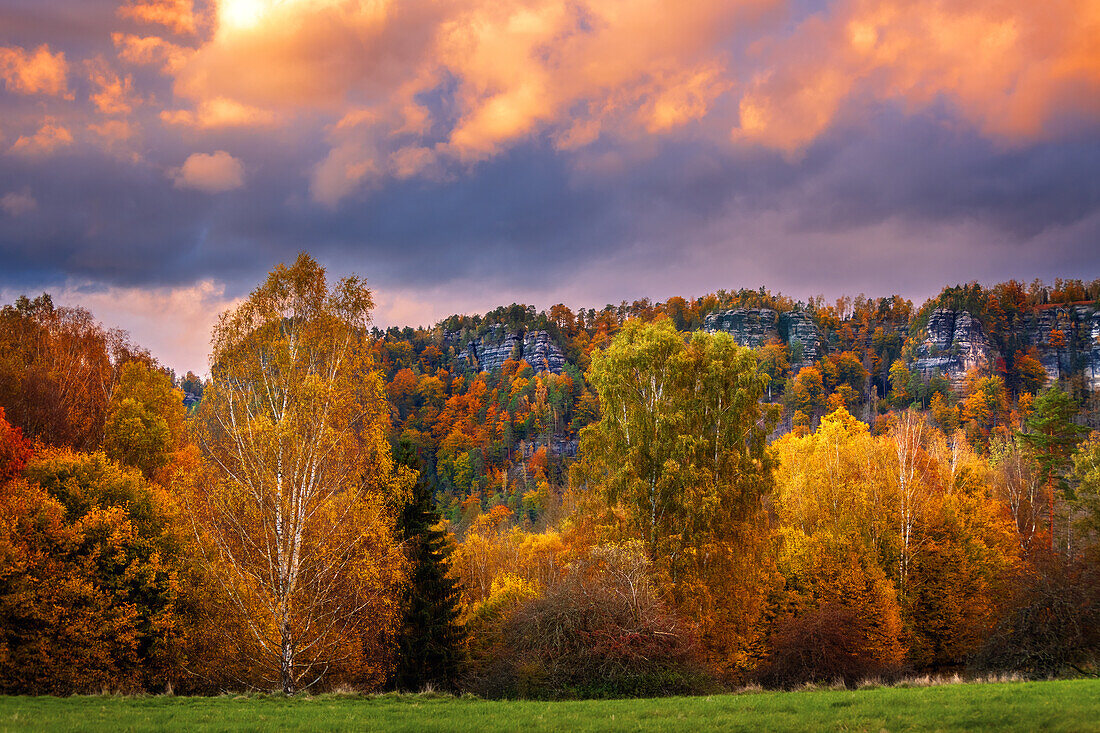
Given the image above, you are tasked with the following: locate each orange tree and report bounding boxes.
[192,254,410,694]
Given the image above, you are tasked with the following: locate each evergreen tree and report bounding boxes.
[390,441,466,690]
[1019,385,1089,551]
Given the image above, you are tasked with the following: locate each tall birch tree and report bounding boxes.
[192,254,409,694]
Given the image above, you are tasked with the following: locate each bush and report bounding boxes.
[974,553,1100,677]
[758,604,900,688]
[465,541,716,698]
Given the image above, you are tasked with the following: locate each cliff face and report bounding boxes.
[703,308,780,349]
[779,311,821,366]
[1090,311,1100,392]
[1023,305,1100,388]
[453,327,567,374]
[913,309,997,386]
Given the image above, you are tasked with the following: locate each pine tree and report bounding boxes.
[1019,385,1088,551]
[390,442,466,691]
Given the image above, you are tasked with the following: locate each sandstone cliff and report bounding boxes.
[703,307,821,368]
[912,309,997,386]
[452,326,567,374]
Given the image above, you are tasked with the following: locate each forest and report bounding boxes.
[1,256,1099,698]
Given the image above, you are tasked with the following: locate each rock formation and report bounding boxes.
[453,327,567,374]
[912,309,997,386]
[703,308,780,348]
[779,311,822,366]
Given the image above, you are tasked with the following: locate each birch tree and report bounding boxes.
[192,254,409,694]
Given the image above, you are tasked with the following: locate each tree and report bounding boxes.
[389,443,465,691]
[0,451,186,693]
[104,362,187,480]
[578,320,776,568]
[192,254,410,694]
[1019,386,1088,551]
[576,320,778,675]
[0,294,150,451]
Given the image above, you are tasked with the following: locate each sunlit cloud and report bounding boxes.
[0,45,70,97]
[8,120,74,157]
[117,0,198,36]
[113,33,191,73]
[86,58,139,116]
[160,97,278,127]
[171,150,245,192]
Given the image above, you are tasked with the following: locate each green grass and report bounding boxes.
[1,678,1098,732]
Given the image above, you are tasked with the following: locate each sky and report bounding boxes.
[1,0,1099,374]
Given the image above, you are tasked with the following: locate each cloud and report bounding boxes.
[0,190,36,216]
[112,33,190,73]
[18,279,241,375]
[171,150,245,192]
[0,45,69,96]
[8,119,74,156]
[734,0,1100,152]
[88,119,134,142]
[160,97,277,128]
[86,57,138,115]
[117,0,197,35]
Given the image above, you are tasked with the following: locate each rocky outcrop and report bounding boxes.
[1090,311,1100,392]
[703,308,780,349]
[913,309,997,385]
[779,311,822,366]
[703,307,821,369]
[523,330,568,373]
[454,327,566,374]
[1027,307,1074,383]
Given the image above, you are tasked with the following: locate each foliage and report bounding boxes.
[389,444,466,692]
[104,362,187,480]
[974,553,1100,676]
[191,254,410,694]
[0,451,186,694]
[466,541,713,699]
[0,294,150,450]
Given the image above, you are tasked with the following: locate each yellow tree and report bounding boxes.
[192,254,410,694]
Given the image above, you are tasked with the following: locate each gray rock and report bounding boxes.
[703,308,780,349]
[779,311,822,367]
[913,309,997,386]
[453,326,567,374]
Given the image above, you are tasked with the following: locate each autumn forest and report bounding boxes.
[2,256,1100,698]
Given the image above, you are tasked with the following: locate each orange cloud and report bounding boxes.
[8,119,74,156]
[171,150,246,192]
[113,33,191,73]
[130,0,1100,201]
[161,97,277,128]
[87,58,139,115]
[734,0,1100,151]
[89,119,135,142]
[1,190,37,216]
[0,45,69,97]
[117,0,197,35]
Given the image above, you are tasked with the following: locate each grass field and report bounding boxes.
[1,678,1097,732]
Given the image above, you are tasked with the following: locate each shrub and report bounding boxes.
[974,553,1100,677]
[465,541,715,698]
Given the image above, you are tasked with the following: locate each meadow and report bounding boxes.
[1,678,1098,732]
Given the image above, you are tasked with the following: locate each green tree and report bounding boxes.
[1071,433,1100,550]
[104,362,186,479]
[1019,386,1088,551]
[578,320,776,565]
[389,442,466,691]
[576,320,778,675]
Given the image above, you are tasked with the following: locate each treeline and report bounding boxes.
[368,279,1100,528]
[1,268,1099,697]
